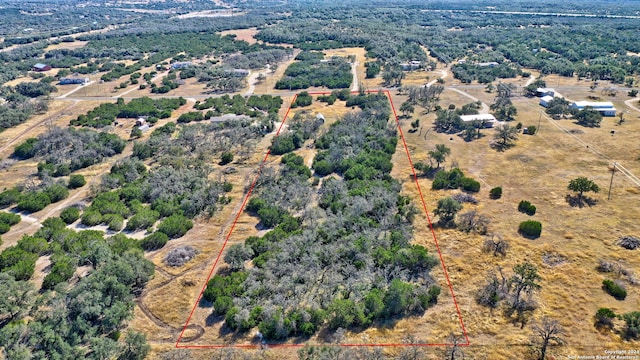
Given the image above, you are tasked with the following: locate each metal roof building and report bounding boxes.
[570,101,616,116]
[460,114,498,127]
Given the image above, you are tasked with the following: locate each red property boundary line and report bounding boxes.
[175,89,469,349]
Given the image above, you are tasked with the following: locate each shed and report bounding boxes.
[32,63,51,72]
[539,95,554,107]
[460,114,498,128]
[536,88,555,97]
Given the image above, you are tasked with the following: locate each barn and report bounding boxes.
[570,101,617,117]
[32,63,52,72]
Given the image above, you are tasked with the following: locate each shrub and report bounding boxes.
[220,152,234,165]
[257,205,287,228]
[104,214,124,231]
[460,177,481,192]
[140,231,169,251]
[223,182,233,192]
[68,174,86,189]
[0,188,23,208]
[44,184,69,203]
[246,197,266,213]
[125,208,159,231]
[489,186,502,199]
[527,126,537,135]
[17,235,49,255]
[16,192,51,213]
[618,236,640,250]
[518,200,537,215]
[41,253,76,290]
[13,138,38,159]
[157,214,193,238]
[164,246,199,267]
[432,168,466,190]
[451,192,478,204]
[0,246,38,281]
[622,312,640,340]
[214,296,234,316]
[595,308,616,329]
[519,220,542,238]
[602,279,627,300]
[81,210,103,226]
[0,212,21,227]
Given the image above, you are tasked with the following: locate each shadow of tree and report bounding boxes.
[490,141,516,152]
[565,194,598,208]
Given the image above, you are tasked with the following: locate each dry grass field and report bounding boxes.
[218,28,260,45]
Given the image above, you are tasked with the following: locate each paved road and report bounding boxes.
[57,81,96,98]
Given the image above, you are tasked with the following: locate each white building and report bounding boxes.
[460,114,498,128]
[539,95,554,107]
[570,101,616,117]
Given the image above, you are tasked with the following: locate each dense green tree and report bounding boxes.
[434,197,463,227]
[157,214,193,239]
[574,107,602,127]
[0,273,35,326]
[567,177,599,204]
[509,262,541,310]
[428,144,451,169]
[493,123,519,149]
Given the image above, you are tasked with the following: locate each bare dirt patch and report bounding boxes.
[219,28,259,44]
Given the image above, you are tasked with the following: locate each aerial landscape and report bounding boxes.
[1,0,640,359]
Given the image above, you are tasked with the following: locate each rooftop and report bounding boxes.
[536,87,555,93]
[460,114,497,122]
[571,101,615,109]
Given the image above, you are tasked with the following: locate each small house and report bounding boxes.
[536,88,555,97]
[539,95,554,107]
[32,63,51,72]
[459,114,498,128]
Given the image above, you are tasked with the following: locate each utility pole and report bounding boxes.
[608,162,616,200]
[537,111,542,135]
